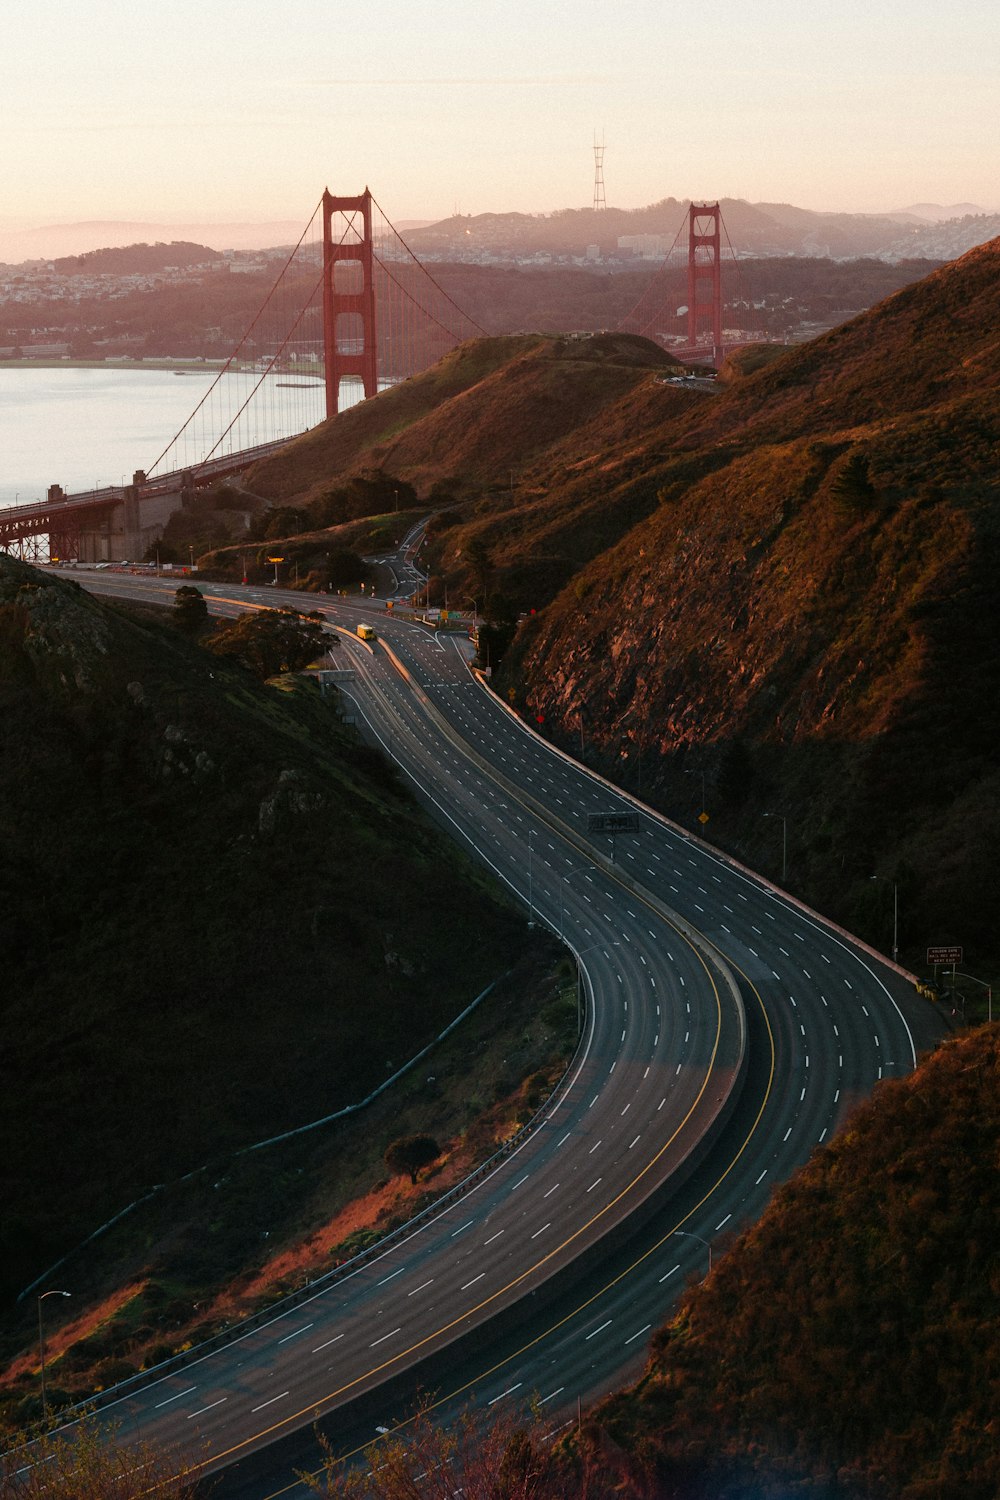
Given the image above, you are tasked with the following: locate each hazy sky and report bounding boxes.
[3,0,998,231]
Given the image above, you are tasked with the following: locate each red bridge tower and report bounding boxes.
[687,203,723,359]
[322,189,378,418]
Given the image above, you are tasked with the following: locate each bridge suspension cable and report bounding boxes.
[146,198,329,480]
[148,190,490,481]
[618,201,758,361]
[370,191,489,342]
[618,215,688,345]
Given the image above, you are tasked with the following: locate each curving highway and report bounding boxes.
[40,555,945,1497]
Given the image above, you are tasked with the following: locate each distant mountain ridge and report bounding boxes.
[406,197,1000,263]
[51,241,221,275]
[2,197,997,267]
[894,200,985,221]
[0,218,304,263]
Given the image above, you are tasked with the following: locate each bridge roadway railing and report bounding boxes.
[49,635,748,1448]
[0,433,303,532]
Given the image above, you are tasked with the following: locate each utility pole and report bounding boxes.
[527,829,537,925]
[869,875,898,963]
[763,812,787,883]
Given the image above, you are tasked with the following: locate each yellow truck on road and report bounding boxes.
[356,623,376,641]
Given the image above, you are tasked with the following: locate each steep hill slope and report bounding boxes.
[243,332,677,507]
[492,239,1000,970]
[0,559,525,1305]
[596,1025,1000,1499]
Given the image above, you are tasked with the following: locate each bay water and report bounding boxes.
[0,365,331,510]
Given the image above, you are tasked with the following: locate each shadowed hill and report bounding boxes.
[595,1025,1000,1499]
[0,558,525,1304]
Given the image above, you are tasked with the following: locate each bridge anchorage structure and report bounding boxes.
[619,199,760,367]
[0,188,487,564]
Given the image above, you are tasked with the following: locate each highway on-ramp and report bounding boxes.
[39,564,945,1496]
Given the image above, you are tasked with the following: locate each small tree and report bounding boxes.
[142,539,179,564]
[302,1392,656,1496]
[383,1134,441,1186]
[265,506,310,541]
[717,737,754,807]
[172,584,208,635]
[831,452,878,515]
[465,535,494,605]
[207,609,328,679]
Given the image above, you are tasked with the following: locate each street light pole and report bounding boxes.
[527,829,537,926]
[685,767,706,817]
[673,1230,712,1279]
[560,864,590,940]
[948,971,993,1022]
[572,939,620,1038]
[38,1290,71,1420]
[869,875,899,963]
[763,812,787,883]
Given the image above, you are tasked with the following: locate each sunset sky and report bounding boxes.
[3,0,998,237]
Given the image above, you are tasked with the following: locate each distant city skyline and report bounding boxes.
[3,0,998,247]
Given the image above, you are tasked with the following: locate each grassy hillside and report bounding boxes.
[243,332,677,509]
[595,1024,1000,1499]
[0,558,527,1308]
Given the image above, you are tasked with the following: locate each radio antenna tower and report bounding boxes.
[593,131,606,211]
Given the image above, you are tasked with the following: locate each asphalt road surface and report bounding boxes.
[37,556,945,1496]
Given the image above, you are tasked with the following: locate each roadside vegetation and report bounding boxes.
[0,1413,197,1497]
[0,938,575,1427]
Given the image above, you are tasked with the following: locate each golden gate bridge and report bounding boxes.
[0,195,749,564]
[618,202,758,360]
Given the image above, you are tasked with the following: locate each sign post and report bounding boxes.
[927,945,963,1010]
[588,811,640,866]
[926,946,962,965]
